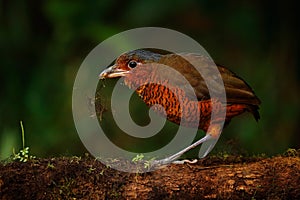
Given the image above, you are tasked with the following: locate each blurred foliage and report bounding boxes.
[0,0,299,159]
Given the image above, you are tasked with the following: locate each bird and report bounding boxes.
[99,49,261,165]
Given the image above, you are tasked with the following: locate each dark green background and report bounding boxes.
[1,0,299,159]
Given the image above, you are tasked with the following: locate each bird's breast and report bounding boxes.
[135,83,220,130]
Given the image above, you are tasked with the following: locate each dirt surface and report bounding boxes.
[0,152,299,199]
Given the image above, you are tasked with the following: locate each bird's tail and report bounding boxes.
[246,104,260,121]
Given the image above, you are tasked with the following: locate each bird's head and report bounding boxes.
[99,49,171,88]
[99,49,163,78]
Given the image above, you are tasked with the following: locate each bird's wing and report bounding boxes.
[159,53,261,106]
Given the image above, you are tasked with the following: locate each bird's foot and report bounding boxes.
[149,134,213,168]
[172,159,198,164]
[149,158,198,169]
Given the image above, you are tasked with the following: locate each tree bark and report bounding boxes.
[0,154,299,199]
[123,155,300,199]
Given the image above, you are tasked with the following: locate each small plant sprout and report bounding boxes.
[12,121,36,162]
[131,154,157,170]
[143,157,156,169]
[131,154,145,163]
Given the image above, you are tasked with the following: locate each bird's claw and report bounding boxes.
[172,159,198,164]
[150,158,198,168]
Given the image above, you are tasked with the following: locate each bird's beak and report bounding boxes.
[99,65,129,79]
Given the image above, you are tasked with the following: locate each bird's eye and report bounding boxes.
[128,60,137,68]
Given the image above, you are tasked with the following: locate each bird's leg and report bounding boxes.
[198,124,222,158]
[152,124,223,166]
